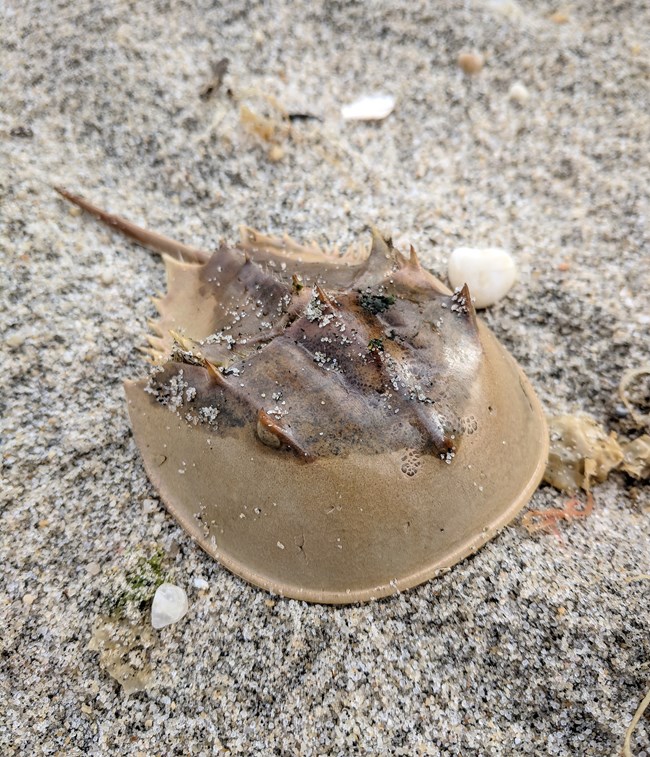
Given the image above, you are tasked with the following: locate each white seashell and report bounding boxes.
[151,583,189,629]
[448,247,517,309]
[341,94,395,121]
[508,81,530,104]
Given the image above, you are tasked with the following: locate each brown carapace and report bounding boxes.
[56,187,548,604]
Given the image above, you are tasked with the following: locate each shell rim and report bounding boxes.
[126,355,548,605]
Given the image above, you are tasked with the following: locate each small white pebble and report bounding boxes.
[142,498,158,514]
[22,593,36,606]
[341,94,395,121]
[448,247,517,309]
[6,330,30,348]
[486,0,523,19]
[86,561,101,576]
[151,583,189,629]
[192,576,209,590]
[100,270,114,286]
[508,81,530,103]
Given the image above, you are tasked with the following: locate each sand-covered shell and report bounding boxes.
[57,188,548,604]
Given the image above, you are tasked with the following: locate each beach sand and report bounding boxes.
[2,1,649,754]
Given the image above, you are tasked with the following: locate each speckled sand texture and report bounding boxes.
[2,1,649,755]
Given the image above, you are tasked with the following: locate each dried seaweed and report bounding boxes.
[199,58,229,100]
[623,684,650,757]
[87,616,155,694]
[544,414,623,492]
[619,367,650,430]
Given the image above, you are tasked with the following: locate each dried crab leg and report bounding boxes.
[521,491,595,539]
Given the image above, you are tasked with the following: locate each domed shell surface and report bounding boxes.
[57,188,548,604]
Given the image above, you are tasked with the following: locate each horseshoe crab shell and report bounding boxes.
[56,188,548,604]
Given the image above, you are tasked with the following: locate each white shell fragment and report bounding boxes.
[151,583,189,629]
[508,81,530,104]
[448,247,517,309]
[341,94,396,121]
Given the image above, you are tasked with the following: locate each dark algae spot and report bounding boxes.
[109,549,168,617]
[359,290,396,314]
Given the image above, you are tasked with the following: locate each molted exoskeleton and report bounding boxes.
[57,187,548,604]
